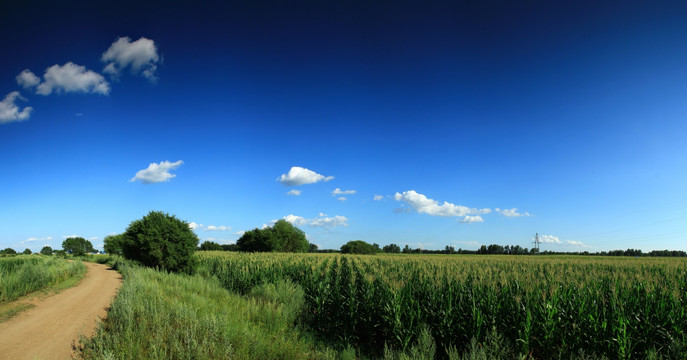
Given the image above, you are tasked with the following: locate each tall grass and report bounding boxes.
[0,256,86,302]
[80,261,339,359]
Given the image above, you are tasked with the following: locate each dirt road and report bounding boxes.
[0,261,122,360]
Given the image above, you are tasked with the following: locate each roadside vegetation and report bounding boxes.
[0,255,86,322]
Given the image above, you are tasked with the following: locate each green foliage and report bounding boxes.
[62,237,95,256]
[1,248,17,255]
[79,263,336,359]
[103,234,125,255]
[340,240,380,254]
[196,252,687,360]
[199,240,223,251]
[383,243,401,253]
[40,246,53,255]
[22,248,32,255]
[0,257,86,302]
[122,211,199,274]
[236,220,310,253]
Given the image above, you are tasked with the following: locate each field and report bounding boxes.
[0,255,86,303]
[80,253,687,359]
[195,253,687,359]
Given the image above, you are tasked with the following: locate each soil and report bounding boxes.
[0,261,122,360]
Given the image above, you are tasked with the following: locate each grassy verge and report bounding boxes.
[80,261,341,359]
[0,255,87,322]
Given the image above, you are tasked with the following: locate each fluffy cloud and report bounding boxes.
[130,160,183,184]
[496,208,531,217]
[16,69,40,88]
[281,213,348,228]
[102,37,160,81]
[373,195,384,201]
[0,91,33,124]
[62,234,80,239]
[28,62,110,95]
[188,222,202,230]
[337,197,347,201]
[393,190,490,217]
[538,234,561,244]
[287,189,302,196]
[460,215,484,223]
[205,225,230,231]
[277,166,334,186]
[26,236,52,242]
[332,188,356,196]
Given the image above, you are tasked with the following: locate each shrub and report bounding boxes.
[236,220,310,253]
[340,240,379,254]
[121,211,199,274]
[103,234,125,255]
[199,240,223,251]
[40,246,53,255]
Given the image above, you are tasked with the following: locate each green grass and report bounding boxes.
[0,255,87,322]
[80,260,340,360]
[0,255,86,303]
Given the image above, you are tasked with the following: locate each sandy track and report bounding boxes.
[0,261,122,360]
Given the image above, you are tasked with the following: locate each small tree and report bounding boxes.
[122,211,199,274]
[62,237,95,256]
[22,248,32,255]
[270,219,309,252]
[103,234,125,255]
[40,246,53,255]
[199,240,223,251]
[236,228,272,252]
[1,248,17,255]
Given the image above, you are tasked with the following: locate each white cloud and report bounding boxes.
[337,196,347,201]
[538,234,561,244]
[277,166,334,186]
[205,225,230,231]
[88,236,98,241]
[34,62,110,95]
[393,190,491,217]
[373,194,384,201]
[130,160,183,184]
[281,213,349,228]
[62,234,80,239]
[102,36,160,81]
[566,240,590,248]
[234,230,246,236]
[287,189,302,196]
[460,215,484,223]
[0,91,33,124]
[16,69,40,88]
[496,208,531,217]
[188,222,202,230]
[332,188,356,196]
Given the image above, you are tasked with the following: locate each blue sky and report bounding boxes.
[2,0,687,252]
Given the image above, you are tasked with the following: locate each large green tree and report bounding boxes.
[236,220,310,252]
[62,237,95,256]
[121,211,199,274]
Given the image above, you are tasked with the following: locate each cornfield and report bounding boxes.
[196,252,687,359]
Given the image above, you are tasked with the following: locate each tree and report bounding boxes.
[236,228,272,252]
[383,243,401,253]
[103,234,125,255]
[1,248,17,255]
[308,243,319,252]
[236,220,311,253]
[62,237,95,256]
[402,245,411,254]
[40,246,53,255]
[199,240,223,251]
[340,240,379,254]
[121,211,199,274]
[22,248,32,255]
[270,220,309,252]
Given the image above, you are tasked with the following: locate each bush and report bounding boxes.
[103,234,125,255]
[40,246,53,255]
[1,248,17,255]
[199,240,223,251]
[121,211,199,274]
